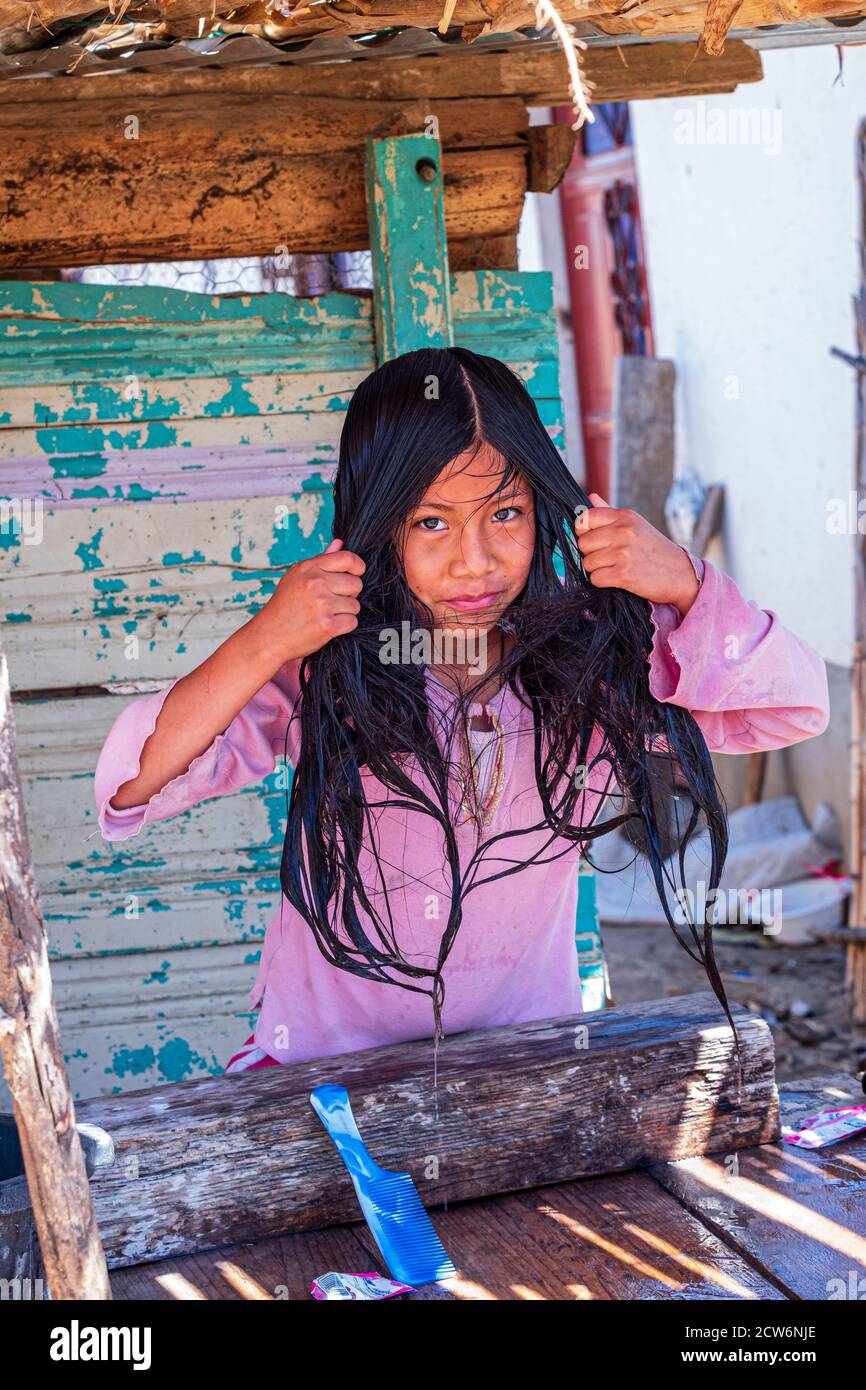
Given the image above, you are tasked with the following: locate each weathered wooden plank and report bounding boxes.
[576,38,762,100]
[0,44,764,108]
[74,993,779,1269]
[0,490,334,689]
[0,411,344,459]
[49,941,268,1097]
[0,412,346,460]
[17,692,286,932]
[109,1165,785,1300]
[108,1221,387,1300]
[450,266,555,328]
[0,93,529,154]
[0,371,361,430]
[527,125,577,195]
[0,281,375,377]
[0,274,557,372]
[611,357,676,539]
[0,276,560,395]
[0,447,337,507]
[647,1072,866,1300]
[0,115,527,268]
[0,691,288,1110]
[0,276,372,325]
[450,232,518,272]
[366,132,453,362]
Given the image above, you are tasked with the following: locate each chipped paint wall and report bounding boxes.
[0,270,568,1103]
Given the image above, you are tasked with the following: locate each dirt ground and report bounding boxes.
[603,923,866,1089]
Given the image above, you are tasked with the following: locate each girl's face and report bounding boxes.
[396,443,536,630]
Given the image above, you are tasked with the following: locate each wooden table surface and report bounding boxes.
[110,1072,866,1301]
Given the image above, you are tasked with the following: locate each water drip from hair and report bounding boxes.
[431,971,445,1124]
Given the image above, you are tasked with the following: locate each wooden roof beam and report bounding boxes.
[0,40,764,105]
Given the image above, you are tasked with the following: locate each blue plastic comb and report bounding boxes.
[310,1084,456,1287]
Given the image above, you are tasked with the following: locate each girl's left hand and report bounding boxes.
[575,493,701,615]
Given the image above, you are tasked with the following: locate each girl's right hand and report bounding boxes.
[259,539,366,662]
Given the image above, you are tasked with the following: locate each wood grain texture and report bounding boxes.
[0,642,111,1298]
[699,0,746,55]
[647,1073,866,1299]
[0,91,528,157]
[527,124,576,194]
[365,132,453,363]
[107,1073,866,1301]
[449,233,518,272]
[0,93,528,269]
[108,1072,866,1300]
[74,992,779,1269]
[555,0,864,40]
[108,1166,786,1300]
[0,42,763,106]
[611,357,675,541]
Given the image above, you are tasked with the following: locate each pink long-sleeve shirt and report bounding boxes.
[93,554,830,1066]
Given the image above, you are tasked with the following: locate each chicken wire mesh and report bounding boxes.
[57,252,373,296]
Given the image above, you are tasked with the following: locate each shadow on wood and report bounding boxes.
[76,991,779,1269]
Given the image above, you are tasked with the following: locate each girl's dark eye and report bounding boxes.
[414,516,446,532]
[493,506,521,522]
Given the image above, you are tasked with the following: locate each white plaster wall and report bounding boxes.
[629,45,863,670]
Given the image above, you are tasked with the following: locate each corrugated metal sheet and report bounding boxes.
[3,17,866,83]
[0,24,560,78]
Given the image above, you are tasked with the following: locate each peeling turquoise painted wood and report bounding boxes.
[0,372,358,430]
[365,133,453,362]
[0,273,561,509]
[1,488,337,688]
[0,270,569,1105]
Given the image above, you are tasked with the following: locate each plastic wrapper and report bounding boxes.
[310,1271,413,1300]
[782,1106,866,1149]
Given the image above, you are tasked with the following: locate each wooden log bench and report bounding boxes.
[75,991,779,1270]
[107,1070,866,1301]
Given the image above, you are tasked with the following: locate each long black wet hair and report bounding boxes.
[279,346,740,1077]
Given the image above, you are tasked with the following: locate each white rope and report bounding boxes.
[534,0,596,130]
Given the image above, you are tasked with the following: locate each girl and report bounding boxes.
[94,346,830,1083]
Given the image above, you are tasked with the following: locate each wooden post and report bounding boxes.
[847,122,866,1025]
[610,356,676,538]
[0,640,111,1299]
[365,132,454,364]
